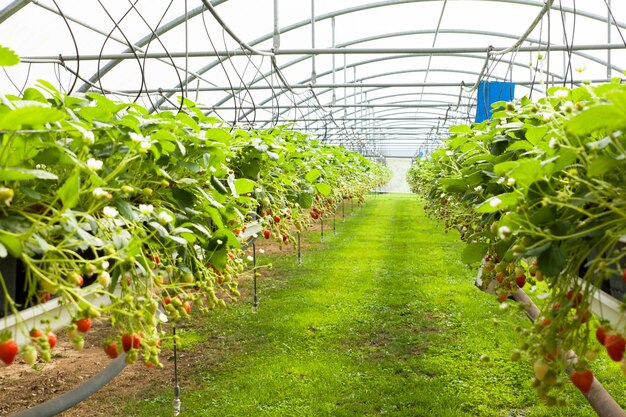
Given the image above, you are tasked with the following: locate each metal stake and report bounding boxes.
[321,218,324,243]
[253,242,258,312]
[173,326,181,416]
[333,212,337,235]
[297,231,302,265]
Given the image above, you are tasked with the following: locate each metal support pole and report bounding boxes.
[297,231,302,265]
[273,0,280,51]
[333,212,337,235]
[183,0,189,98]
[321,218,324,243]
[342,200,345,222]
[310,0,316,84]
[343,53,347,123]
[606,0,611,80]
[252,242,258,311]
[331,17,336,105]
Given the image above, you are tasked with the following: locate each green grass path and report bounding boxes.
[130,194,612,417]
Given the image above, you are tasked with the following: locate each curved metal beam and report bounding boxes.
[284,66,529,126]
[0,0,30,24]
[147,0,625,110]
[226,27,613,114]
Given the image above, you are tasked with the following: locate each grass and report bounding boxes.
[125,194,624,417]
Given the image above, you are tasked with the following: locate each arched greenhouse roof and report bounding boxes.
[1,0,625,157]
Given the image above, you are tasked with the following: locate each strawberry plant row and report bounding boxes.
[407,80,625,406]
[0,73,389,370]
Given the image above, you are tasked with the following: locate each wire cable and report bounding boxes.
[201,5,239,128]
[126,0,184,112]
[51,0,79,95]
[96,0,147,104]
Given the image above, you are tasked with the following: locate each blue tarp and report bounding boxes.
[474,81,516,123]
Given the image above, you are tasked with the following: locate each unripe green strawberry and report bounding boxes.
[21,345,37,366]
[97,271,111,287]
[71,337,85,350]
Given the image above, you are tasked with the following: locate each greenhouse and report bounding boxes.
[0,0,625,416]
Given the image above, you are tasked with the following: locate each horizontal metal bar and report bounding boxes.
[21,43,626,61]
[206,103,469,109]
[305,124,466,129]
[242,117,469,123]
[112,79,615,94]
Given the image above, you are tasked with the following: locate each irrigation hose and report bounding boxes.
[8,354,127,417]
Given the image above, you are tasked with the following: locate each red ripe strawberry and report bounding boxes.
[566,290,583,307]
[122,333,141,352]
[29,328,43,339]
[0,338,18,365]
[570,370,593,394]
[47,332,57,349]
[273,215,281,223]
[605,334,625,361]
[37,291,51,304]
[76,318,92,333]
[104,342,119,359]
[541,317,552,327]
[596,327,606,345]
[495,272,505,283]
[163,296,171,305]
[311,211,319,220]
[232,228,241,236]
[183,301,192,315]
[265,208,271,216]
[282,234,288,242]
[515,274,526,288]
[263,229,271,239]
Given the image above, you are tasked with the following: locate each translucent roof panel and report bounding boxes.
[1,0,626,157]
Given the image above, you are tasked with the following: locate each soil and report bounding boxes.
[0,217,336,417]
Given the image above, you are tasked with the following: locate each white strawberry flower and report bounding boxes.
[562,101,575,113]
[507,178,516,186]
[92,187,110,199]
[247,256,253,262]
[100,260,110,270]
[129,132,144,142]
[445,150,454,156]
[216,239,223,245]
[139,204,154,216]
[158,211,173,224]
[498,226,511,240]
[259,248,265,254]
[83,130,95,145]
[474,185,483,192]
[87,158,103,171]
[489,197,503,208]
[554,89,568,98]
[140,139,152,151]
[102,206,118,218]
[209,166,217,173]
